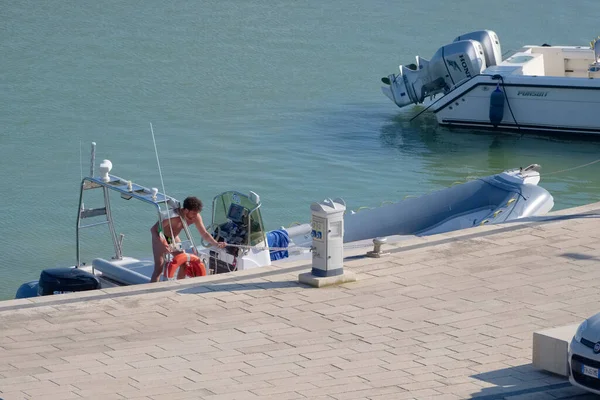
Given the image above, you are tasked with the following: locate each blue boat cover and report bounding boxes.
[267,229,290,261]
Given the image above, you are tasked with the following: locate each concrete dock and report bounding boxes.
[1,202,600,400]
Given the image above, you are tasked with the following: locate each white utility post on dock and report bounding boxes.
[298,198,356,288]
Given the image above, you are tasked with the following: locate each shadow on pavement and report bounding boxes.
[468,363,588,399]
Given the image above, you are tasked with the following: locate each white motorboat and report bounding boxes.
[381,30,600,135]
[15,143,554,298]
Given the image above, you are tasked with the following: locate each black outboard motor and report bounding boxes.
[39,268,100,295]
[15,268,101,298]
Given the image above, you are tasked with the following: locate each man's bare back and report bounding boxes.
[159,210,188,242]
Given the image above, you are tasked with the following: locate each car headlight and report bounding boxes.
[574,319,588,342]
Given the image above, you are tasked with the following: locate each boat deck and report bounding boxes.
[1,202,600,399]
[519,45,598,78]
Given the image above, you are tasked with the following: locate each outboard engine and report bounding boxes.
[454,30,502,67]
[39,268,100,295]
[382,30,502,109]
[382,39,486,108]
[15,267,101,299]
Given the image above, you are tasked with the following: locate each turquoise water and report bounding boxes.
[1,0,599,299]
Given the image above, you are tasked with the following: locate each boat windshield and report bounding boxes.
[211,191,266,246]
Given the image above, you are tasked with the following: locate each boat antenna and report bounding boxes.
[150,123,175,245]
[79,140,83,182]
[90,142,96,177]
[79,140,85,211]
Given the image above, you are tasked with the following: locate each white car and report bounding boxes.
[569,315,600,394]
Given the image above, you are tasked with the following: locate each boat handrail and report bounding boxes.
[82,174,179,206]
[76,173,198,269]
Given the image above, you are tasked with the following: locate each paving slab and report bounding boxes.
[1,202,600,399]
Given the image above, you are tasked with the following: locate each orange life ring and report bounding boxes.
[165,253,207,279]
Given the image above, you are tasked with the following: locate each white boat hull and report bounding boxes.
[433,75,600,134]
[382,31,600,135]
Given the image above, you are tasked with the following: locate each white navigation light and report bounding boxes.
[99,159,113,182]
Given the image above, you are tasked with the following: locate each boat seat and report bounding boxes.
[565,57,595,77]
[562,48,597,60]
[588,46,600,78]
[92,257,153,285]
[527,46,565,76]
[496,52,545,76]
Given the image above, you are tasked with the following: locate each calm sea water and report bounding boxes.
[1,0,599,299]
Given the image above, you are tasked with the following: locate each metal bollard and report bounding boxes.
[366,237,389,258]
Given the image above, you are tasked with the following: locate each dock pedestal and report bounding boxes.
[298,198,356,288]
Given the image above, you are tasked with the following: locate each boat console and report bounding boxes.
[199,191,271,274]
[212,203,250,252]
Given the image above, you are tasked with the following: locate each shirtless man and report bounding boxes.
[150,196,226,282]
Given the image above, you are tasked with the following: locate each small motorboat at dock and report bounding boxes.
[15,143,554,298]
